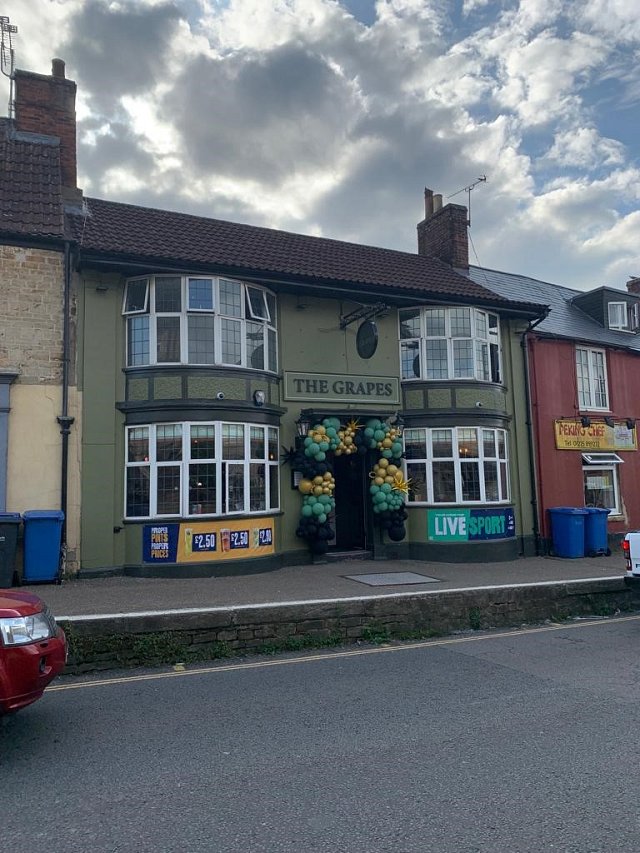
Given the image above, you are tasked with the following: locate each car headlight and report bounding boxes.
[0,610,55,646]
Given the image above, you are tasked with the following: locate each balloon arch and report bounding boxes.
[286,416,410,556]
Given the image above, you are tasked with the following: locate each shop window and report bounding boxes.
[582,452,622,515]
[404,426,509,505]
[123,276,277,372]
[125,422,279,519]
[575,347,609,410]
[399,306,501,383]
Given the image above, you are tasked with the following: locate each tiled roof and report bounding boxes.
[470,265,640,351]
[0,122,64,239]
[67,197,546,313]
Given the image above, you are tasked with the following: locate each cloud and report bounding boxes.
[544,127,626,169]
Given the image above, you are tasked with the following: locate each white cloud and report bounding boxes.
[545,127,626,168]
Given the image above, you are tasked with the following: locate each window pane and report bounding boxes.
[188,315,215,363]
[399,309,420,339]
[247,321,265,370]
[591,351,608,408]
[188,278,213,311]
[475,341,490,381]
[157,316,181,363]
[128,427,149,462]
[458,428,478,458]
[433,461,456,502]
[432,429,452,457]
[222,424,244,459]
[247,287,268,320]
[484,461,499,502]
[266,293,277,327]
[190,425,215,459]
[490,342,501,383]
[225,463,245,512]
[498,431,506,459]
[250,426,265,459]
[425,339,448,379]
[221,318,242,365]
[401,341,420,379]
[483,430,496,458]
[157,425,182,461]
[126,467,149,516]
[157,465,181,514]
[500,462,509,500]
[584,467,616,510]
[406,463,427,502]
[267,328,277,372]
[404,429,427,460]
[424,308,446,337]
[127,316,149,366]
[155,277,182,312]
[249,462,266,511]
[125,279,148,313]
[461,461,481,501]
[188,463,216,514]
[475,311,488,339]
[269,463,279,509]
[453,339,474,378]
[450,308,471,337]
[268,428,278,461]
[220,279,242,317]
[576,348,591,409]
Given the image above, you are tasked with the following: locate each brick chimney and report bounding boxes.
[417,187,469,270]
[14,58,77,191]
[627,276,640,295]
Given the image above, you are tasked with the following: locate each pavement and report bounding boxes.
[20,552,625,620]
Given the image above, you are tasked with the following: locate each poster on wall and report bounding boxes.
[142,518,275,563]
[427,508,515,542]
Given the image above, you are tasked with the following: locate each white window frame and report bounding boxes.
[399,306,502,383]
[125,422,280,519]
[575,346,609,411]
[582,453,622,515]
[608,301,629,331]
[403,426,510,505]
[123,275,278,372]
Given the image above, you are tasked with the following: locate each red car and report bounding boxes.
[0,589,67,714]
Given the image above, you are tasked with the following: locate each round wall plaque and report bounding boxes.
[356,320,378,359]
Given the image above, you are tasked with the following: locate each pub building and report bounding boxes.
[2,61,549,577]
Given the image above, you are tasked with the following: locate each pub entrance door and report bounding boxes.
[332,452,368,551]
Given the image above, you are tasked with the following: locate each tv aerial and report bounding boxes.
[447,175,487,227]
[1,15,18,118]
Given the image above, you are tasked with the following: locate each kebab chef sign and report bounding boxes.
[554,419,636,451]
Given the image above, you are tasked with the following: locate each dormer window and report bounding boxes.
[608,301,629,331]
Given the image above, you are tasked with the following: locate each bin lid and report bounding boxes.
[22,509,65,520]
[585,507,611,515]
[549,507,588,514]
[0,512,21,522]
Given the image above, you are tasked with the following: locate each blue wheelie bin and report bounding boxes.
[584,507,611,557]
[22,510,65,583]
[548,507,588,558]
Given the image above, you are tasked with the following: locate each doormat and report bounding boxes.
[345,572,441,586]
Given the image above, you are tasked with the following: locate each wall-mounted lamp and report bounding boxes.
[295,412,312,439]
[253,390,266,407]
[626,418,636,431]
[580,416,591,428]
[604,416,615,428]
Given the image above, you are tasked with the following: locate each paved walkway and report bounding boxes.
[22,553,624,619]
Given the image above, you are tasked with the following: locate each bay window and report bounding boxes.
[404,426,509,504]
[399,306,501,382]
[125,422,280,519]
[123,275,277,372]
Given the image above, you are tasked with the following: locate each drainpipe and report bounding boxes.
[56,240,75,555]
[520,313,548,555]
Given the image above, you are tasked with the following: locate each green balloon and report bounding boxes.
[312,502,324,515]
[381,483,392,493]
[374,429,385,441]
[382,449,393,458]
[302,505,313,517]
[369,484,379,495]
[318,513,327,523]
[379,501,388,511]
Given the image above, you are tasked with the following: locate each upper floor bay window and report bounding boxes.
[399,306,501,382]
[575,346,609,410]
[125,422,280,519]
[404,426,509,505]
[123,275,278,372]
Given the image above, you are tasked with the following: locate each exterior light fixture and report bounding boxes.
[626,418,636,431]
[295,412,311,439]
[253,390,266,407]
[604,416,615,428]
[580,416,591,428]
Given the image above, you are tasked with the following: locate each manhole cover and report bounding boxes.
[345,572,441,586]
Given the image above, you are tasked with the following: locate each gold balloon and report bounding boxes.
[379,458,389,468]
[313,475,323,485]
[387,465,398,475]
[385,475,395,484]
[298,479,313,494]
[313,486,324,496]
[374,476,384,486]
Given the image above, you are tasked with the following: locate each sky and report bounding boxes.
[2,0,640,291]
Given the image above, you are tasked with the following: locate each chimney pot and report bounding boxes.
[433,194,443,212]
[424,188,434,218]
[51,58,66,79]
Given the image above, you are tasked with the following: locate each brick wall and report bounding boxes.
[0,245,66,383]
[417,203,469,269]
